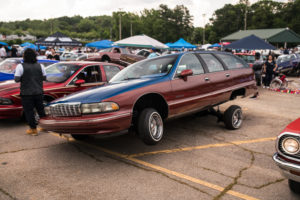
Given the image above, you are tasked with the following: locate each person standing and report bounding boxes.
[11,45,18,57]
[147,48,158,59]
[263,55,277,88]
[252,53,263,86]
[14,48,46,136]
[0,45,7,59]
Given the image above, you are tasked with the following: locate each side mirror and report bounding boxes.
[179,69,193,81]
[75,79,85,86]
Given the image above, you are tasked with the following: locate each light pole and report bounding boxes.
[202,14,206,45]
[119,8,123,40]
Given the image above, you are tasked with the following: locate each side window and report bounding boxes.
[103,65,121,81]
[70,65,101,85]
[217,54,248,69]
[200,54,224,72]
[176,54,204,77]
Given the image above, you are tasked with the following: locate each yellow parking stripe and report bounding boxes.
[129,137,276,158]
[50,132,260,200]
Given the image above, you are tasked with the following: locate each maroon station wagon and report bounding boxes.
[0,61,123,119]
[40,52,257,145]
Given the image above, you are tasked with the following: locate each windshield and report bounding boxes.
[46,63,81,83]
[0,59,21,73]
[110,55,178,83]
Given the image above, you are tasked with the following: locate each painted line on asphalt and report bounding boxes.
[128,137,276,158]
[49,132,259,200]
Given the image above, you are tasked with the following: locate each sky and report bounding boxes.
[0,0,288,27]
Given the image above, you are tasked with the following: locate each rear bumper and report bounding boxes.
[40,111,132,135]
[0,106,23,119]
[273,153,300,182]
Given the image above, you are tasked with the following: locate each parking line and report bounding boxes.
[129,137,276,158]
[50,132,259,200]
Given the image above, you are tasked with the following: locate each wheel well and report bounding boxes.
[43,95,55,103]
[230,88,246,100]
[132,93,168,124]
[101,55,110,61]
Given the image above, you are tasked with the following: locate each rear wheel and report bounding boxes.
[138,108,164,145]
[71,134,88,140]
[288,179,300,194]
[224,105,243,130]
[270,79,281,89]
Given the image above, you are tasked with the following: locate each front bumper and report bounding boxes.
[39,111,132,135]
[0,106,23,119]
[273,153,300,182]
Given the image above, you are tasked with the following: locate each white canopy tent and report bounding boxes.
[114,34,168,49]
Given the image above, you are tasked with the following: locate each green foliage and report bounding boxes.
[0,1,299,45]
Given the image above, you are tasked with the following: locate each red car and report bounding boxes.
[0,61,123,119]
[273,118,300,194]
[85,47,145,67]
[40,52,257,144]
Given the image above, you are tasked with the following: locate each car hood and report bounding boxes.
[283,118,300,134]
[52,76,168,104]
[0,80,60,97]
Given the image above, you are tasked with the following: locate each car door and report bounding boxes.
[197,53,229,106]
[169,53,211,116]
[66,65,105,94]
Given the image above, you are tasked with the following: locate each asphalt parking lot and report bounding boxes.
[1,87,300,200]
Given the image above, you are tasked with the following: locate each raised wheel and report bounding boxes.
[288,179,300,194]
[224,105,243,130]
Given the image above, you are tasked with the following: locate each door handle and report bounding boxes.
[226,74,230,77]
[205,77,210,81]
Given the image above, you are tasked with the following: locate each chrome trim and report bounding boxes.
[273,153,300,172]
[41,112,131,125]
[276,132,300,162]
[0,106,22,110]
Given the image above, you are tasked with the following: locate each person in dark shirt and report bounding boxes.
[252,53,263,86]
[263,55,278,88]
[14,48,47,136]
[11,46,18,57]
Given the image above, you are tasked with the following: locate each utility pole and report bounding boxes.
[202,14,206,45]
[243,0,249,30]
[119,8,123,40]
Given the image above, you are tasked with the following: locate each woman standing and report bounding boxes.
[263,55,277,88]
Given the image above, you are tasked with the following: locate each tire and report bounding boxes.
[288,179,300,194]
[224,105,243,130]
[71,134,88,140]
[137,108,164,145]
[270,79,281,89]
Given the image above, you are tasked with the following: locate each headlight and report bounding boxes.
[81,102,119,114]
[44,106,50,116]
[282,137,300,155]
[0,98,13,105]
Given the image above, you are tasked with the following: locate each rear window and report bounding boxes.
[200,54,224,72]
[217,54,248,69]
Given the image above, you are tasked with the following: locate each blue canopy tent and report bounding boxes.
[225,35,276,50]
[86,40,113,49]
[208,43,221,48]
[165,43,173,47]
[20,42,34,47]
[0,41,8,46]
[24,44,38,50]
[168,38,196,49]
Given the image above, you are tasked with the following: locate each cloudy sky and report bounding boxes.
[0,0,288,27]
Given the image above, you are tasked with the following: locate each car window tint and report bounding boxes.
[103,65,121,81]
[70,65,102,85]
[176,54,204,76]
[200,54,224,72]
[217,54,248,69]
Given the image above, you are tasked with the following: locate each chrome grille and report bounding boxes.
[278,134,300,159]
[50,103,81,117]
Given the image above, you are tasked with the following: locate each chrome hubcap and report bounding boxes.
[232,109,242,128]
[149,112,163,141]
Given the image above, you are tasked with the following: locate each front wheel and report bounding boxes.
[289,179,300,194]
[270,79,282,89]
[224,105,243,130]
[138,108,164,145]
